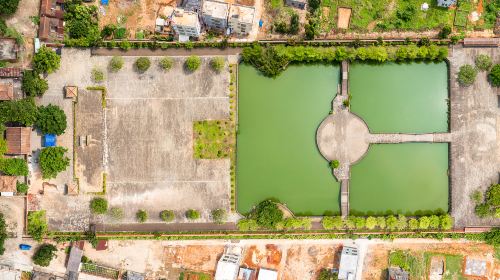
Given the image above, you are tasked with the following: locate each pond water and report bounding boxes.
[349,63,449,134]
[236,64,341,215]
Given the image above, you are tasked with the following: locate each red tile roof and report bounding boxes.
[6,127,31,155]
[0,82,14,101]
[0,68,22,78]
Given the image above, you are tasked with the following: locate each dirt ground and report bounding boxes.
[337,7,351,30]
[99,0,179,39]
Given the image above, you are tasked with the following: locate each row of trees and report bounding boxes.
[473,184,500,218]
[457,54,499,87]
[242,44,449,77]
[22,46,61,97]
[107,56,224,74]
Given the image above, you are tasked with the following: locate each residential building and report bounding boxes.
[0,38,18,62]
[228,4,255,36]
[257,268,278,280]
[39,0,65,41]
[238,268,256,280]
[202,0,230,31]
[215,246,242,280]
[387,267,409,280]
[436,0,456,7]
[0,68,22,78]
[0,83,14,101]
[5,127,31,155]
[155,6,175,34]
[338,246,358,280]
[172,8,202,40]
[464,257,487,277]
[40,0,64,19]
[182,0,202,12]
[0,176,17,197]
[285,0,307,9]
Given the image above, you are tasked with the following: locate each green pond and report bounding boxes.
[237,62,449,215]
[236,64,341,215]
[350,143,449,215]
[349,63,449,134]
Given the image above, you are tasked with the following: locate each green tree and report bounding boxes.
[377,216,386,229]
[484,228,500,246]
[330,160,339,169]
[27,211,48,242]
[0,213,7,255]
[475,54,493,71]
[90,197,108,214]
[317,268,338,280]
[354,217,365,229]
[289,13,299,34]
[251,200,283,229]
[418,216,430,230]
[33,244,57,267]
[22,71,48,97]
[136,210,148,223]
[39,147,70,179]
[211,208,227,224]
[457,64,477,86]
[0,0,20,15]
[308,0,320,11]
[429,215,440,229]
[135,57,151,73]
[0,158,28,176]
[109,56,124,72]
[16,182,29,194]
[33,46,60,74]
[475,204,490,218]
[36,104,67,135]
[344,216,356,230]
[185,56,201,72]
[365,217,378,230]
[237,219,259,231]
[408,218,419,230]
[0,138,6,156]
[396,215,407,230]
[160,57,173,70]
[438,26,451,39]
[160,210,175,222]
[489,64,500,87]
[440,214,453,230]
[322,216,343,230]
[0,98,38,126]
[486,184,500,206]
[108,207,124,221]
[100,24,117,38]
[386,215,398,231]
[471,190,484,204]
[186,209,200,220]
[210,57,225,73]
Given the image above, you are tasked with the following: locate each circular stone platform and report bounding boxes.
[316,110,370,165]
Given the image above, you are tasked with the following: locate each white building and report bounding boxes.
[202,0,230,31]
[228,4,255,36]
[171,8,202,40]
[338,246,359,280]
[257,268,278,280]
[215,246,242,280]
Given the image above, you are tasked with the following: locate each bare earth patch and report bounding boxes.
[337,7,352,30]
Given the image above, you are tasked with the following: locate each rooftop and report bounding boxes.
[172,8,200,27]
[0,82,14,101]
[257,268,277,280]
[66,246,83,274]
[215,246,242,280]
[464,258,487,276]
[202,0,230,19]
[338,246,358,280]
[0,68,22,78]
[6,127,31,155]
[0,176,17,193]
[229,4,255,24]
[0,38,18,61]
[388,267,409,280]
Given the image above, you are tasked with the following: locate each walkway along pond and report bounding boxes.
[237,61,450,216]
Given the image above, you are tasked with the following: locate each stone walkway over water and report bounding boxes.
[317,61,453,217]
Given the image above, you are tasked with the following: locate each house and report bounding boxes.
[66,245,83,280]
[171,8,202,40]
[202,0,230,31]
[0,68,22,78]
[5,127,31,155]
[464,257,487,277]
[215,246,242,280]
[39,16,64,41]
[436,0,456,7]
[388,267,409,280]
[338,246,359,280]
[0,38,18,62]
[40,0,64,19]
[257,268,277,280]
[155,6,175,34]
[228,4,255,36]
[0,176,17,197]
[182,0,202,12]
[285,0,307,9]
[0,83,14,101]
[238,268,256,280]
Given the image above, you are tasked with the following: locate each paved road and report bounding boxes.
[92,47,243,57]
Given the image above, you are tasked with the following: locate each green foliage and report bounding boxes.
[250,200,284,229]
[386,215,398,231]
[90,197,108,214]
[471,190,483,204]
[408,218,418,230]
[396,215,407,230]
[28,211,48,242]
[0,213,6,255]
[438,26,451,39]
[114,27,127,39]
[389,250,423,277]
[484,228,500,246]
[475,203,491,218]
[135,57,151,73]
[33,244,57,267]
[279,217,312,230]
[322,216,343,230]
[160,57,173,70]
[136,210,148,223]
[242,44,448,77]
[317,268,338,280]
[475,54,493,71]
[16,182,29,194]
[440,214,453,230]
[489,64,500,87]
[210,57,225,73]
[237,219,259,231]
[185,56,201,72]
[211,209,227,224]
[343,216,356,230]
[418,216,430,230]
[457,64,477,86]
[109,56,124,72]
[100,24,116,38]
[108,207,124,221]
[308,0,320,11]
[304,17,319,40]
[376,216,386,229]
[33,46,60,74]
[64,2,100,47]
[39,147,70,179]
[0,98,38,126]
[330,160,339,169]
[91,68,105,82]
[487,184,500,206]
[0,158,28,176]
[365,216,377,230]
[193,120,233,159]
[119,40,131,50]
[0,0,20,15]
[22,71,48,97]
[186,209,200,220]
[160,210,175,222]
[428,215,440,229]
[36,104,67,135]
[474,184,500,217]
[352,217,365,229]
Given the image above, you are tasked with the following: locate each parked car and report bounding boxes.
[19,244,32,250]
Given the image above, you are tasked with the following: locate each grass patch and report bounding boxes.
[389,250,425,278]
[270,0,283,9]
[424,253,466,280]
[193,120,234,159]
[454,10,469,27]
